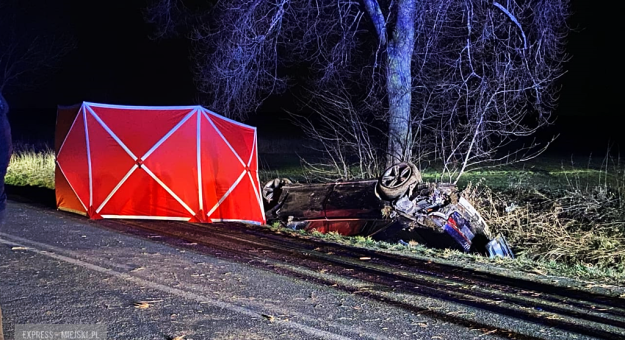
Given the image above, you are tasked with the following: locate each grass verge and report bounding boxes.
[267,223,625,290]
[6,144,55,189]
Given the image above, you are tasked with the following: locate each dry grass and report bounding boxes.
[463,168,625,271]
[5,144,55,189]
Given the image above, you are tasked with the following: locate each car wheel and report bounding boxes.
[376,162,422,201]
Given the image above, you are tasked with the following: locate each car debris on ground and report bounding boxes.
[263,162,514,258]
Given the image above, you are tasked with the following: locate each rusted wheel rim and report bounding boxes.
[381,162,412,188]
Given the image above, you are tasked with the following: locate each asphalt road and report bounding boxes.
[1,199,625,340]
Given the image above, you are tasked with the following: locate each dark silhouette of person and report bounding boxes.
[0,91,12,340]
[0,92,11,225]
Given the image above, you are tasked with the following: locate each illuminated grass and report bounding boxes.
[5,145,55,189]
[268,223,625,286]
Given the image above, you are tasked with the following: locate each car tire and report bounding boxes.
[376,162,422,201]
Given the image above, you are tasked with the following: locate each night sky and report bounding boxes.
[4,0,623,153]
[8,0,195,108]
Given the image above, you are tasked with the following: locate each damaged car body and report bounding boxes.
[263,162,514,258]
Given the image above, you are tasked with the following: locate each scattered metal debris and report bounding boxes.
[263,162,514,258]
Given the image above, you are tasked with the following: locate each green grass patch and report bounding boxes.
[6,145,55,189]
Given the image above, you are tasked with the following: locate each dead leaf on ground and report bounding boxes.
[479,329,497,337]
[261,314,275,322]
[133,300,162,309]
[134,302,151,309]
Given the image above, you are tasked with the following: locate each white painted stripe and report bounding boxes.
[0,236,353,340]
[83,109,94,208]
[56,161,88,213]
[86,105,138,160]
[210,219,262,225]
[99,215,191,221]
[84,101,201,111]
[202,111,245,167]
[202,107,257,130]
[142,165,195,216]
[96,165,139,214]
[197,110,203,214]
[142,109,196,160]
[205,170,246,218]
[0,233,135,271]
[247,171,265,223]
[57,104,84,157]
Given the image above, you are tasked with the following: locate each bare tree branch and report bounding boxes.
[493,1,527,50]
[147,0,570,181]
[0,0,75,93]
[362,0,387,46]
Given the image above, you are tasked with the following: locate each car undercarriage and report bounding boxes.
[263,162,514,258]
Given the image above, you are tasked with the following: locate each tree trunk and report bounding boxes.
[385,0,417,167]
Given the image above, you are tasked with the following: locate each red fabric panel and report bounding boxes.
[143,114,199,214]
[206,111,256,166]
[86,112,137,212]
[56,109,90,210]
[89,106,193,158]
[55,166,87,215]
[248,139,258,172]
[56,103,263,224]
[247,141,263,213]
[99,169,191,218]
[55,105,81,153]
[210,173,264,223]
[200,114,246,219]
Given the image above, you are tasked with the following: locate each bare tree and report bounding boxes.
[146,0,419,164]
[146,0,569,180]
[408,0,569,182]
[292,88,384,180]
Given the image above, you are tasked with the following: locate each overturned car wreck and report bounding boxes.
[263,162,514,258]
